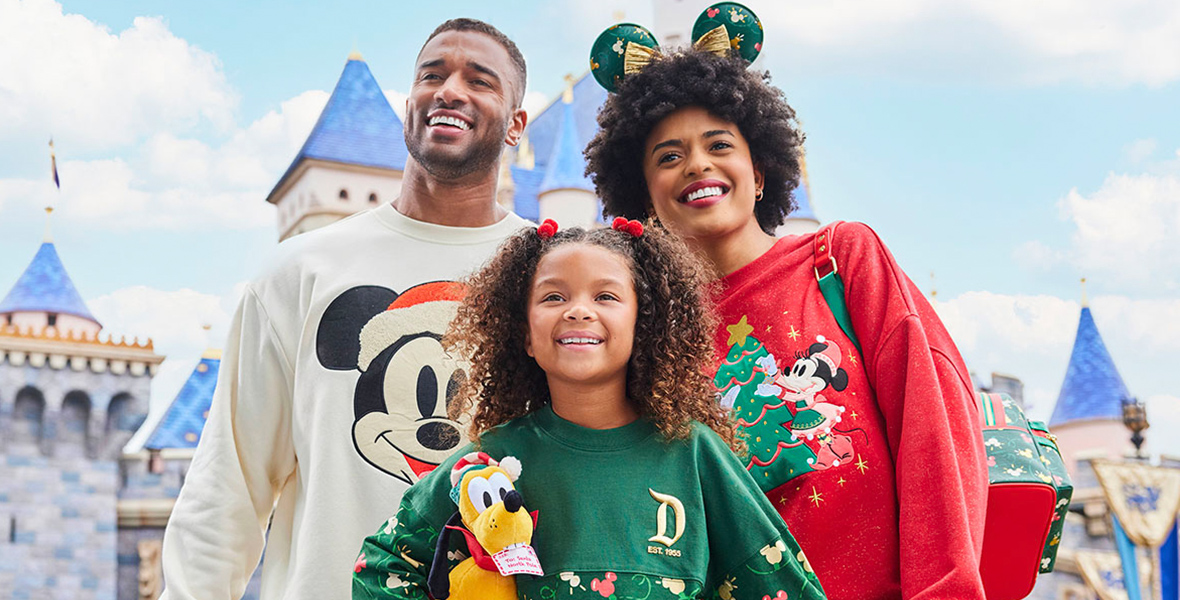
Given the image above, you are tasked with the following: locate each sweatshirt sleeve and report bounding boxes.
[836,222,988,600]
[352,501,439,600]
[698,428,826,600]
[159,285,297,600]
[353,444,473,600]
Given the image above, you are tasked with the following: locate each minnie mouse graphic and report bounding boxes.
[773,335,862,470]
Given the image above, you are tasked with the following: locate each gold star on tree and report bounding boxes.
[808,486,824,506]
[855,455,869,474]
[726,316,754,346]
[787,325,801,341]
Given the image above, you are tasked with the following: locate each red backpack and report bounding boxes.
[813,222,1072,599]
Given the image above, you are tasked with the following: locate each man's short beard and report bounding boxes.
[406,118,509,180]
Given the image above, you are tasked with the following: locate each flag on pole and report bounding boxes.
[1113,514,1144,600]
[49,138,60,189]
[1077,550,1133,600]
[1164,521,1178,600]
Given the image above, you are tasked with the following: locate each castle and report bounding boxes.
[3,13,1168,600]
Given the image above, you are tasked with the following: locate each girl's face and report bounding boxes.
[524,243,638,391]
[642,105,765,244]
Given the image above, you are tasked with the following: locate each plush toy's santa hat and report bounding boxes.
[812,335,843,373]
[357,281,465,371]
[448,452,523,505]
[450,452,523,487]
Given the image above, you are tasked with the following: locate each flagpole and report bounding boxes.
[1154,551,1163,600]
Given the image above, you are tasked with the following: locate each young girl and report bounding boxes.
[584,47,987,600]
[352,220,825,600]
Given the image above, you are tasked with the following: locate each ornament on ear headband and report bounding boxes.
[611,217,644,237]
[537,219,558,239]
[589,23,660,92]
[589,2,763,92]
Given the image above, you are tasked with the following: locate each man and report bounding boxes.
[160,19,530,600]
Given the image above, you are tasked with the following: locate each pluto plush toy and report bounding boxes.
[428,452,541,600]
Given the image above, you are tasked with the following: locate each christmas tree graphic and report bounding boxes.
[713,316,816,491]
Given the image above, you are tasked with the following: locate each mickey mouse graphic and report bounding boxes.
[774,335,861,470]
[317,281,467,484]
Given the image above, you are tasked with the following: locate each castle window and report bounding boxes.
[368,193,378,204]
[148,448,164,474]
[4,314,11,326]
[47,313,57,328]
[12,387,45,447]
[339,189,349,201]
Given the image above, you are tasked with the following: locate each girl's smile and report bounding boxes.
[525,243,637,391]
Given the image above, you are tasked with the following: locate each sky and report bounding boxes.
[0,0,1177,455]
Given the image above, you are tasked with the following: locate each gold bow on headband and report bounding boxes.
[622,25,732,75]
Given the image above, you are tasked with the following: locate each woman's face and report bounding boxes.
[642,106,764,244]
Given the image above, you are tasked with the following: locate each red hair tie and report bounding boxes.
[611,217,644,237]
[537,219,558,239]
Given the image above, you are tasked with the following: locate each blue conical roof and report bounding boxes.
[0,242,98,324]
[144,352,220,449]
[539,97,595,195]
[1049,307,1131,426]
[267,57,407,202]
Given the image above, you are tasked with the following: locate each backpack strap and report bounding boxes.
[813,222,862,353]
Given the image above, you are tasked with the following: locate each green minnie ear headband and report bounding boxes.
[589,2,764,92]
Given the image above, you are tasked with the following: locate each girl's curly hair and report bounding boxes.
[445,223,743,455]
[584,50,805,233]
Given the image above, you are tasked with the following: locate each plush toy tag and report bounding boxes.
[492,544,544,576]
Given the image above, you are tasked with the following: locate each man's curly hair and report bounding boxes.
[445,223,743,455]
[584,50,805,233]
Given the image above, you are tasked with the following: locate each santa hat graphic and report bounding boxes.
[812,335,843,373]
[357,281,465,371]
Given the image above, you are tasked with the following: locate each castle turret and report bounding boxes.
[266,52,407,241]
[0,207,165,599]
[536,82,599,229]
[0,209,163,459]
[1047,295,1135,477]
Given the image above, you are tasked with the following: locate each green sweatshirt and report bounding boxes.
[353,406,826,600]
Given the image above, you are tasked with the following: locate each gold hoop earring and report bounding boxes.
[755,189,764,201]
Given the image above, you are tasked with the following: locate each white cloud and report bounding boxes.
[1123,139,1158,164]
[1057,171,1180,289]
[934,291,1180,456]
[1145,395,1180,459]
[0,89,331,230]
[0,0,236,149]
[87,284,245,451]
[750,0,1180,86]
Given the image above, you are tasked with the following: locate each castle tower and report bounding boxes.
[266,52,407,241]
[1047,297,1135,478]
[536,82,600,229]
[0,209,164,598]
[117,349,228,600]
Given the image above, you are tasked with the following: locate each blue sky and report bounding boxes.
[1,0,1178,455]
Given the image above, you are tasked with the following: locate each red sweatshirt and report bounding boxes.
[711,222,987,600]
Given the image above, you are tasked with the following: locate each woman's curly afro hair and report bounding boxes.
[585,50,805,233]
[445,222,743,455]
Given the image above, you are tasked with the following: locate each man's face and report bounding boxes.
[405,30,527,180]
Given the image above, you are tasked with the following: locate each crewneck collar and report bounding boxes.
[371,202,527,245]
[532,405,657,452]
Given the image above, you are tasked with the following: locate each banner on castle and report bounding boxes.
[1093,460,1180,547]
[1078,549,1134,600]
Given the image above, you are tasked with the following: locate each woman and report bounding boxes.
[585,49,988,600]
